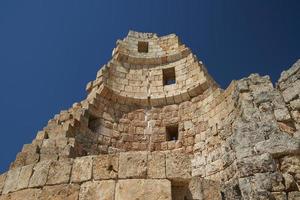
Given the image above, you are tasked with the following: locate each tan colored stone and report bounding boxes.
[79,180,115,200]
[115,179,171,200]
[0,173,7,195]
[288,191,300,199]
[47,160,72,185]
[93,155,118,180]
[29,160,52,188]
[166,152,191,182]
[17,164,34,190]
[147,152,166,178]
[39,184,80,200]
[272,192,287,200]
[2,168,21,194]
[119,152,147,178]
[71,156,93,183]
[0,189,41,200]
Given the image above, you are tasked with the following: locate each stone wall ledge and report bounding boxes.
[0,151,191,196]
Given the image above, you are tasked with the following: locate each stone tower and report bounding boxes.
[0,31,300,200]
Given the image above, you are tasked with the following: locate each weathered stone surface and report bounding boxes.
[2,168,21,194]
[17,164,34,190]
[274,108,291,122]
[288,191,300,200]
[290,99,300,110]
[237,153,276,177]
[29,160,52,188]
[147,152,166,178]
[254,172,285,192]
[283,173,298,192]
[186,177,222,200]
[93,155,118,180]
[39,184,80,200]
[0,189,41,200]
[272,192,287,200]
[79,180,115,200]
[71,156,93,183]
[0,173,7,195]
[115,179,171,200]
[166,152,191,182]
[119,152,147,178]
[255,134,300,157]
[47,160,72,185]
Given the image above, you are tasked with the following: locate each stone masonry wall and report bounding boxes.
[1,31,300,200]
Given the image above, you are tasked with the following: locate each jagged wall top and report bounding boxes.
[86,31,218,106]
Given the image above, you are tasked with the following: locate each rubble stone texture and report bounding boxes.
[0,31,300,199]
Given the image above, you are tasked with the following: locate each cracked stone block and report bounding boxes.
[29,160,52,188]
[39,184,80,200]
[2,168,21,194]
[46,159,72,185]
[119,152,147,178]
[0,189,41,200]
[115,179,171,200]
[79,180,115,200]
[148,152,166,178]
[237,153,276,177]
[71,156,93,183]
[255,134,300,157]
[166,152,191,182]
[17,164,34,190]
[93,155,118,180]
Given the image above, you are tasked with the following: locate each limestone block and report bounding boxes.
[274,108,291,122]
[288,191,300,200]
[39,184,80,200]
[290,99,300,110]
[17,164,34,190]
[93,155,118,180]
[166,152,191,182]
[283,173,298,192]
[272,192,287,200]
[255,134,300,157]
[29,160,52,188]
[237,153,276,177]
[2,168,21,194]
[278,59,300,84]
[119,152,147,178]
[254,172,285,192]
[0,173,6,195]
[205,159,223,176]
[282,80,300,103]
[0,189,41,200]
[236,79,249,92]
[79,180,115,200]
[47,159,72,185]
[115,179,171,200]
[147,152,166,178]
[71,156,93,183]
[184,121,193,130]
[280,156,300,183]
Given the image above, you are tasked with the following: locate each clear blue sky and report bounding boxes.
[0,0,300,173]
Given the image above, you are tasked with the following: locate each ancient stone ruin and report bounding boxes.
[0,31,300,200]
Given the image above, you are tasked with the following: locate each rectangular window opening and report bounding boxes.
[88,114,99,132]
[166,124,179,141]
[138,41,149,53]
[163,67,176,85]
